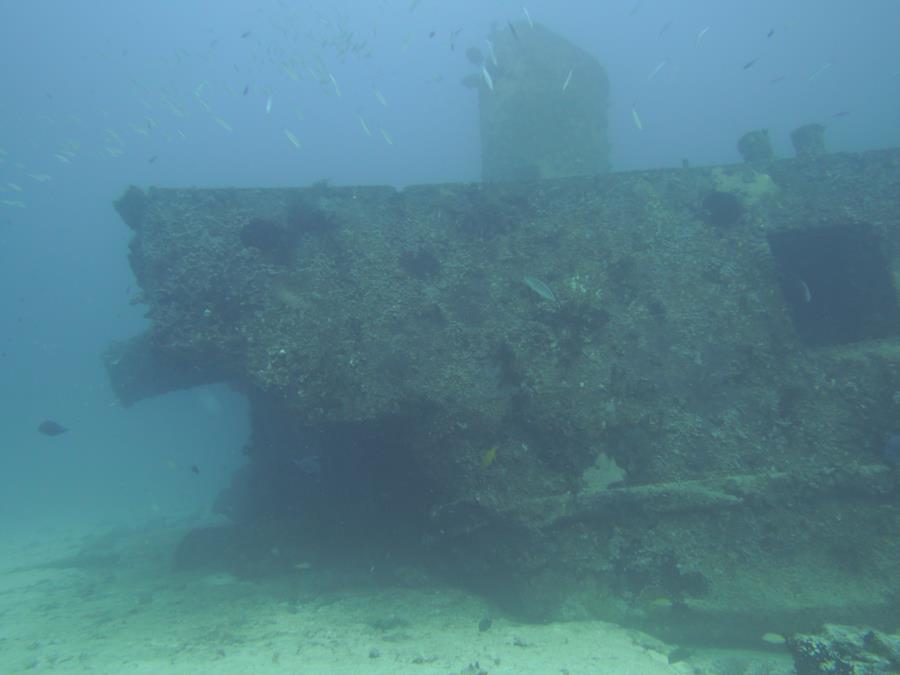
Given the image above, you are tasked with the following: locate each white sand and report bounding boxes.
[0,520,791,674]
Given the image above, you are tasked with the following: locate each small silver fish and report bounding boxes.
[328,72,341,96]
[631,106,643,131]
[481,64,494,91]
[283,128,302,149]
[562,69,573,91]
[648,58,668,80]
[696,26,711,46]
[485,39,498,67]
[808,62,832,81]
[523,276,557,304]
[522,7,534,29]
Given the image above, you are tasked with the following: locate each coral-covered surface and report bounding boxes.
[110,149,900,638]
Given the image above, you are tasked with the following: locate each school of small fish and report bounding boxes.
[0,3,849,212]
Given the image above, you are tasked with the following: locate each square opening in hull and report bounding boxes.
[768,223,900,346]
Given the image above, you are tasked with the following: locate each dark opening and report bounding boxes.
[702,191,743,227]
[768,223,900,346]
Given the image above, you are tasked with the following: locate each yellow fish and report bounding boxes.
[481,446,498,469]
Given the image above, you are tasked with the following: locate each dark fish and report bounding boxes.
[658,20,672,37]
[38,420,68,436]
[768,75,786,84]
[465,46,483,65]
[882,435,900,465]
[628,1,642,16]
[832,110,851,118]
[190,464,200,474]
[508,21,519,40]
[148,155,158,164]
[242,85,249,96]
[450,26,462,50]
[429,31,436,38]
[743,57,759,70]
[767,28,775,38]
[240,30,251,38]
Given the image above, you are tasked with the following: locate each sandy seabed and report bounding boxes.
[0,518,793,675]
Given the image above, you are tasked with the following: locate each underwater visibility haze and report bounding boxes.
[2,1,900,673]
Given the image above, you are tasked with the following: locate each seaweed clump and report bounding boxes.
[241,217,297,263]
